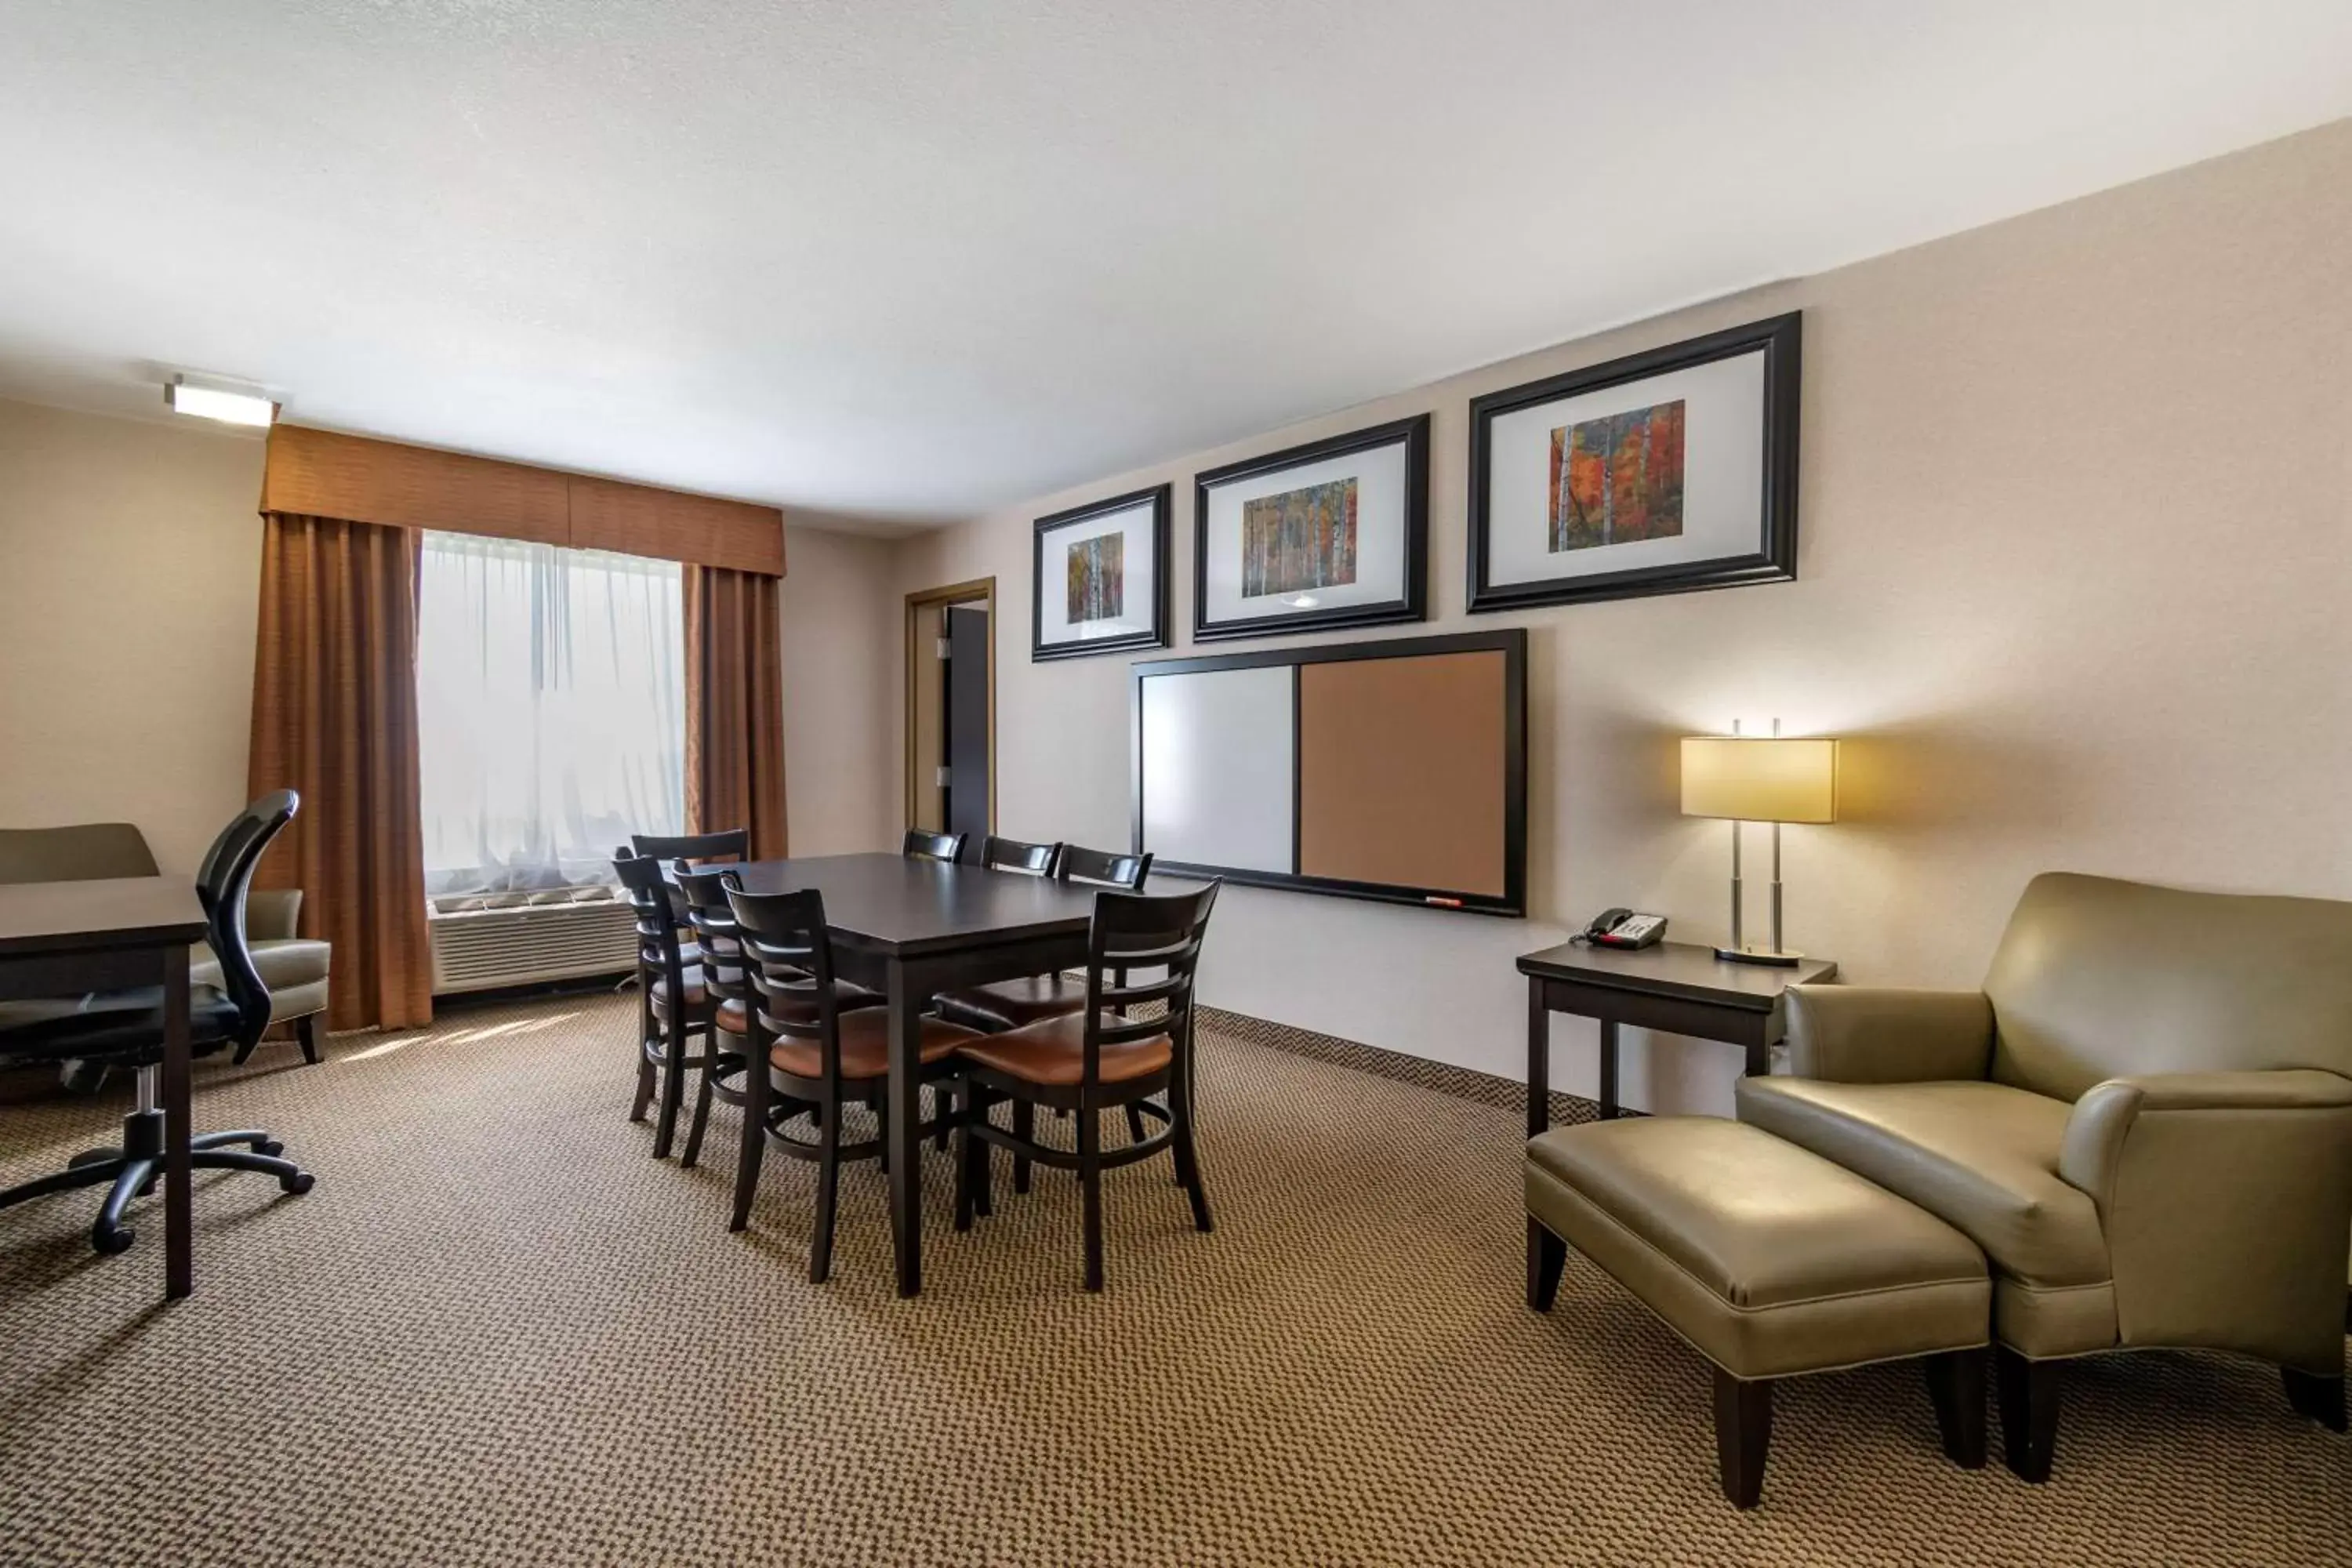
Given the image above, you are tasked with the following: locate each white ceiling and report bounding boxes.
[2,2,2348,530]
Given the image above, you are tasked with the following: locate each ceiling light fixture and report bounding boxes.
[165,372,278,427]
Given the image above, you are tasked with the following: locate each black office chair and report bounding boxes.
[902,829,967,864]
[0,792,317,1256]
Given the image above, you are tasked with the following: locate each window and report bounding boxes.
[416,531,684,895]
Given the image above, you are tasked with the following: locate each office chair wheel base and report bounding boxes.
[280,1170,315,1196]
[68,1146,121,1170]
[253,1139,285,1158]
[91,1223,135,1256]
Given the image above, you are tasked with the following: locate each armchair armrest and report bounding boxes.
[245,888,303,942]
[2060,1069,2352,1372]
[1782,985,1993,1083]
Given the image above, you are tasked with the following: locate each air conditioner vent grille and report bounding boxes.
[428,898,637,994]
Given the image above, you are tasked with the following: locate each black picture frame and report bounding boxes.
[1030,483,1172,662]
[1130,628,1527,916]
[1467,313,1801,614]
[1191,412,1430,643]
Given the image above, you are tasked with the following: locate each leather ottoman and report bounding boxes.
[1526,1116,1991,1508]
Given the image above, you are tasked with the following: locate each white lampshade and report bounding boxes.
[1680,737,1838,824]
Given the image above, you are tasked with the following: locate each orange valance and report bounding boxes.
[261,424,786,576]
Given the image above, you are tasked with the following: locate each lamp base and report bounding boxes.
[1715,943,1803,967]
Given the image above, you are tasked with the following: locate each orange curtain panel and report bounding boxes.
[684,564,789,860]
[246,514,434,1031]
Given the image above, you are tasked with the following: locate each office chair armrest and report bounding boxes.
[2060,1069,2352,1372]
[1782,985,1994,1083]
[245,888,304,942]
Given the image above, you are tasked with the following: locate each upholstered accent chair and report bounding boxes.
[1737,872,2352,1480]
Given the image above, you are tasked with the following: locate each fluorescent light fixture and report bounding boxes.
[165,374,277,427]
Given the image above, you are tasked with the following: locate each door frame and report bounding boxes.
[903,577,996,838]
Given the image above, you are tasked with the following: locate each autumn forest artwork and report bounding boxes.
[1241,477,1358,597]
[1549,398,1685,552]
[1065,530,1125,623]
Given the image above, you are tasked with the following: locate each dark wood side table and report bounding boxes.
[1519,938,1836,1132]
[0,876,206,1300]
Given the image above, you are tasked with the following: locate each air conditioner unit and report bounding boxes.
[426,890,638,995]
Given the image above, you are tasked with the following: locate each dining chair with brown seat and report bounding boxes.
[954,880,1218,1291]
[902,829,967,864]
[936,845,1155,1189]
[673,864,884,1171]
[614,848,724,1161]
[721,876,982,1283]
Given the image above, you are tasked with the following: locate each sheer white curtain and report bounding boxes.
[416,531,684,895]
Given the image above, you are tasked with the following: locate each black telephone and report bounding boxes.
[1582,907,1668,949]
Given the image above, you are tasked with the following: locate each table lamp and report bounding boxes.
[1680,726,1838,966]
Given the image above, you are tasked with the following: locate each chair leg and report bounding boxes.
[2284,1367,2347,1432]
[810,1093,841,1286]
[189,1149,315,1193]
[1526,1217,1565,1312]
[1712,1370,1773,1509]
[296,1012,321,1065]
[970,1087,993,1220]
[681,1051,719,1171]
[91,1157,158,1255]
[1924,1348,1988,1468]
[1995,1346,2062,1483]
[1079,1108,1104,1292]
[652,1016,692,1160]
[1124,1102,1147,1145]
[0,1155,129,1211]
[1170,1069,1213,1234]
[1012,1101,1033,1193]
[630,977,655,1123]
[954,1083,977,1233]
[932,1083,951,1152]
[729,1059,767,1233]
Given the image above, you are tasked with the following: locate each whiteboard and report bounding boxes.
[1138,666,1294,874]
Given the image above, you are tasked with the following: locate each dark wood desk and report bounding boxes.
[0,877,205,1299]
[1519,938,1835,1131]
[728,853,1100,1297]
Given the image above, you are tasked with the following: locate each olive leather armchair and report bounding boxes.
[1735,872,2352,1480]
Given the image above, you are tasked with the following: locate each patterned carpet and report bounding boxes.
[1,991,2347,1567]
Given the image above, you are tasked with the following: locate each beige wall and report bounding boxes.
[1,400,904,873]
[893,119,2352,1112]
[777,522,899,855]
[0,398,267,874]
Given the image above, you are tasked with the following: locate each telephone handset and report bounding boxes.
[1581,907,1668,949]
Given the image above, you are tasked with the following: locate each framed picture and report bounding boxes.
[1031,483,1171,661]
[1468,313,1800,613]
[1192,413,1429,643]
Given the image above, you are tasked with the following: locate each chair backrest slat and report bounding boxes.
[1059,844,1150,891]
[981,835,1061,877]
[612,849,695,988]
[903,829,967,865]
[197,791,300,1051]
[631,828,749,865]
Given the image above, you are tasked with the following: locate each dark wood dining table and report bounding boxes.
[727,852,1100,1297]
[0,876,205,1299]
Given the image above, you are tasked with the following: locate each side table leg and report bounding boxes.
[1526,978,1549,1138]
[1599,1018,1621,1120]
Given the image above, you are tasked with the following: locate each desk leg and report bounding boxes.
[884,958,923,1298]
[162,942,192,1301]
[1598,1018,1621,1121]
[1526,978,1549,1138]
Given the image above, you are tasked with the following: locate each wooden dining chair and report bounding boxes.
[954,881,1218,1291]
[902,829,967,863]
[721,877,982,1283]
[979,835,1061,877]
[614,850,722,1161]
[936,845,1156,1189]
